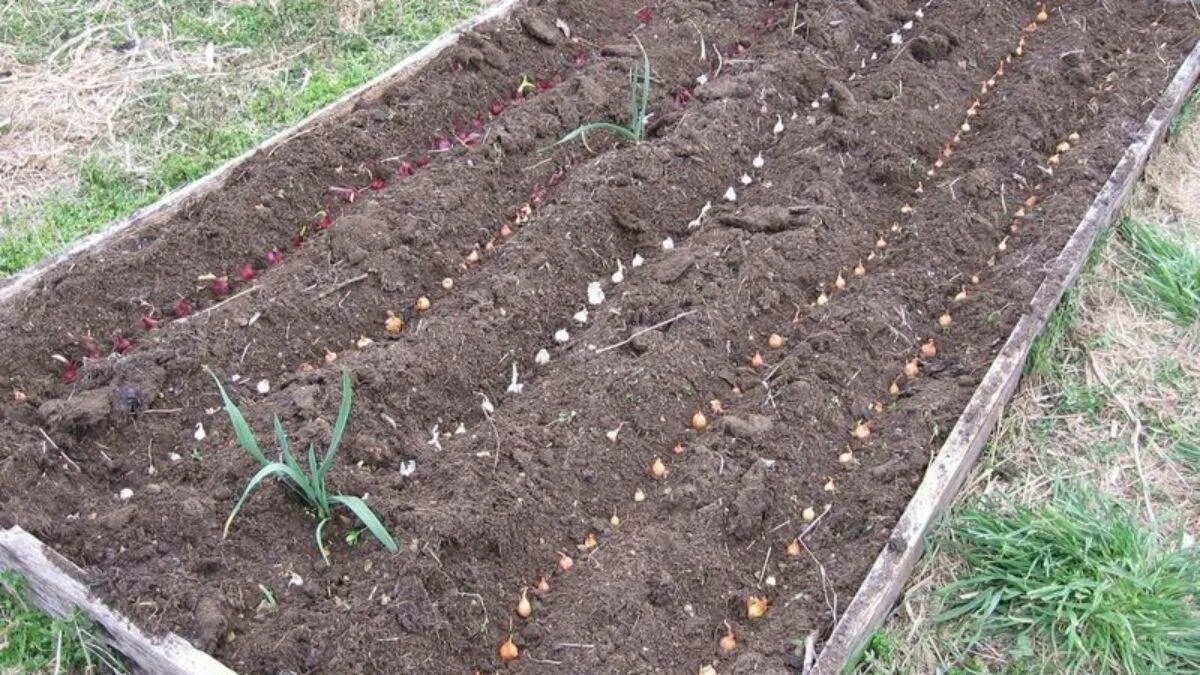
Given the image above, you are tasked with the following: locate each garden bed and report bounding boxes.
[0,0,1196,672]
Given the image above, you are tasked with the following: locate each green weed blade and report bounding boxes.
[272,415,292,458]
[277,441,315,505]
[1120,219,1200,325]
[205,367,269,466]
[632,36,651,139]
[330,494,398,553]
[223,462,306,537]
[307,443,327,515]
[549,122,639,150]
[318,369,353,479]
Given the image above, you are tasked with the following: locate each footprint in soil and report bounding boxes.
[726,458,773,541]
[193,594,229,651]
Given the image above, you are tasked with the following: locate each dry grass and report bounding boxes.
[868,100,1200,674]
[0,5,214,213]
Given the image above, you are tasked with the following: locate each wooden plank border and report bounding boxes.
[0,0,522,306]
[0,526,235,674]
[812,39,1200,674]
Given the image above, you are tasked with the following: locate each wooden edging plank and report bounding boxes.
[0,526,235,674]
[812,39,1200,674]
[0,0,523,307]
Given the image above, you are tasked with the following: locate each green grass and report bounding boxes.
[1169,87,1200,137]
[0,571,125,673]
[0,0,481,277]
[1027,290,1078,378]
[0,159,156,274]
[1119,219,1200,326]
[934,485,1200,674]
[1171,437,1200,468]
[1056,381,1108,417]
[853,630,900,672]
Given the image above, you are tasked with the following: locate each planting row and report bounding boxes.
[4,0,876,394]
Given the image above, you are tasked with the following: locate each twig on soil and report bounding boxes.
[522,156,555,172]
[316,273,369,299]
[688,21,706,61]
[756,544,773,587]
[798,503,832,542]
[760,362,784,411]
[594,310,697,354]
[552,643,596,650]
[528,656,565,665]
[38,427,80,472]
[176,285,259,322]
[454,591,489,634]
[799,537,838,625]
[1086,352,1155,521]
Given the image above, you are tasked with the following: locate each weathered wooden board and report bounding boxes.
[0,0,522,307]
[811,38,1200,675]
[0,526,234,674]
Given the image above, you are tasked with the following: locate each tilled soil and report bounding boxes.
[0,0,1195,672]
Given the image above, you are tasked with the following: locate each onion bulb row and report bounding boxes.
[497,14,1065,666]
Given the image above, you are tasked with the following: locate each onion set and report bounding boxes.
[650,457,668,479]
[516,588,532,618]
[719,626,737,652]
[746,595,769,620]
[499,636,519,662]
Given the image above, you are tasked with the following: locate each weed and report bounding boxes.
[935,485,1200,673]
[0,571,125,673]
[1119,219,1200,325]
[1172,437,1200,469]
[853,630,899,672]
[549,38,651,149]
[1027,290,1077,378]
[257,584,278,611]
[1155,359,1190,393]
[1056,382,1107,417]
[207,368,398,564]
[1169,87,1200,137]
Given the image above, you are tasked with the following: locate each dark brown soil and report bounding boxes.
[1,0,1195,672]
